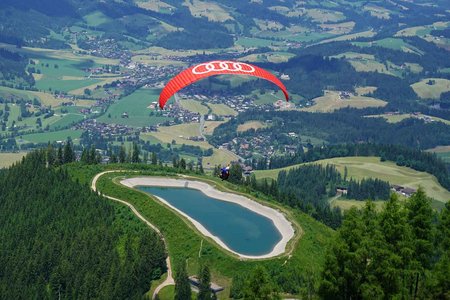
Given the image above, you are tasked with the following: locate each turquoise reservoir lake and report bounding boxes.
[138,186,282,256]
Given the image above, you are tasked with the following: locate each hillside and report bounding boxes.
[254,156,450,205]
[0,151,166,298]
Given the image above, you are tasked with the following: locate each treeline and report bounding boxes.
[267,143,450,191]
[276,164,343,228]
[0,151,167,298]
[210,110,450,151]
[347,178,390,201]
[320,191,450,299]
[62,139,206,174]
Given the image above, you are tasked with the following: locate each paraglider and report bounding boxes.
[219,164,230,181]
[158,60,289,109]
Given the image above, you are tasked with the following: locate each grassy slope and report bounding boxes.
[70,164,334,299]
[303,91,386,112]
[411,78,450,99]
[19,129,83,144]
[254,156,450,206]
[180,99,209,115]
[97,88,169,127]
[237,121,268,133]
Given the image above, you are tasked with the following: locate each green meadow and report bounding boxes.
[97,88,171,127]
[32,57,101,93]
[19,129,83,144]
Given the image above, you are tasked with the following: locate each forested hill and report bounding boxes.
[210,109,450,150]
[0,151,166,298]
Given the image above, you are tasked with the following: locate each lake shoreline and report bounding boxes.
[120,177,295,259]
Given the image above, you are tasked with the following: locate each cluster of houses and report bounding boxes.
[160,102,202,123]
[74,119,156,141]
[221,135,277,159]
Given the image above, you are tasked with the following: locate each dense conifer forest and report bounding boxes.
[320,191,450,299]
[0,151,166,299]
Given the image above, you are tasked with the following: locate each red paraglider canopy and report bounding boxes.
[158,60,289,109]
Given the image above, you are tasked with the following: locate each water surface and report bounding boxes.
[138,186,282,256]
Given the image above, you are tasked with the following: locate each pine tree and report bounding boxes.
[405,187,434,299]
[89,146,96,164]
[131,143,140,163]
[229,164,243,184]
[57,145,63,166]
[427,202,450,298]
[63,139,74,163]
[151,152,157,165]
[379,193,414,298]
[180,158,186,170]
[198,264,211,300]
[243,266,280,300]
[80,148,89,164]
[172,157,179,168]
[119,146,126,163]
[174,260,191,300]
[46,143,55,166]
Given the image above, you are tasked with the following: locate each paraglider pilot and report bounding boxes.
[219,164,230,180]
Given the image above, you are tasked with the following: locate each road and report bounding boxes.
[91,170,174,299]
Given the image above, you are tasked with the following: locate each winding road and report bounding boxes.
[91,171,174,299]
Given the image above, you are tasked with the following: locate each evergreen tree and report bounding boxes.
[119,146,126,163]
[378,194,414,298]
[198,264,212,300]
[46,143,55,166]
[63,139,74,163]
[174,260,191,300]
[132,143,140,163]
[180,158,187,170]
[172,157,179,168]
[427,202,450,298]
[89,146,96,164]
[80,148,89,164]
[151,152,157,165]
[243,266,280,300]
[228,164,243,184]
[57,145,63,166]
[406,188,434,269]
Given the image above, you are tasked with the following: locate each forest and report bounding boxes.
[0,49,34,87]
[0,151,167,299]
[210,109,450,151]
[319,191,450,299]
